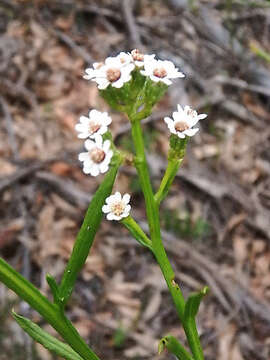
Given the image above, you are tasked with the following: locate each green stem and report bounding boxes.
[0,258,99,360]
[155,158,183,206]
[129,118,204,360]
[183,319,204,360]
[130,119,185,316]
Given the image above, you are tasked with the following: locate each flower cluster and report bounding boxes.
[84,49,184,89]
[77,49,208,221]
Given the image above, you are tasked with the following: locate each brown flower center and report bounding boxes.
[106,68,121,82]
[153,67,167,78]
[89,122,101,135]
[174,121,189,132]
[90,148,105,163]
[131,49,144,62]
[111,201,125,216]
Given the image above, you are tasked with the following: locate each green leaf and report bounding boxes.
[46,273,60,304]
[184,286,209,321]
[121,216,152,250]
[12,311,83,360]
[158,335,193,360]
[58,157,122,306]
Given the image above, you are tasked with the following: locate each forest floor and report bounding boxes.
[0,1,270,359]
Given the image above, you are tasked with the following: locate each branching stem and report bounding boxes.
[129,117,204,360]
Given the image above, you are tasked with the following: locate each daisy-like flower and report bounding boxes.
[84,55,135,90]
[78,135,113,176]
[164,105,207,139]
[75,110,112,139]
[102,192,131,221]
[130,49,155,68]
[116,51,133,66]
[140,58,184,85]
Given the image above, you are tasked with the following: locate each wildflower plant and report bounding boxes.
[0,50,208,360]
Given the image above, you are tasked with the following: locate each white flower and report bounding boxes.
[78,135,113,176]
[164,105,207,139]
[102,192,131,221]
[130,49,155,67]
[75,110,112,139]
[140,58,184,85]
[84,55,135,90]
[116,51,133,66]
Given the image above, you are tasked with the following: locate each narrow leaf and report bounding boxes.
[158,335,193,360]
[12,311,83,360]
[58,157,122,306]
[46,273,60,304]
[184,286,209,321]
[121,216,152,250]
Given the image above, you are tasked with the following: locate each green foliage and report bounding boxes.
[58,157,122,307]
[184,286,209,320]
[113,327,127,349]
[158,335,193,360]
[12,312,83,360]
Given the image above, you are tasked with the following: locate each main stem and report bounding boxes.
[130,118,204,360]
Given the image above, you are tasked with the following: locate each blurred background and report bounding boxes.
[0,0,270,359]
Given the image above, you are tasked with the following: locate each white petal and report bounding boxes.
[121,212,129,219]
[163,78,172,85]
[89,165,100,177]
[114,192,121,201]
[177,132,186,139]
[198,114,207,120]
[98,125,108,135]
[105,196,114,205]
[89,109,99,118]
[106,150,113,162]
[78,152,89,161]
[188,117,200,127]
[168,122,176,134]
[102,140,111,153]
[183,128,199,137]
[125,204,131,213]
[102,205,110,213]
[113,215,122,221]
[112,78,125,88]
[84,139,95,151]
[97,78,110,89]
[75,123,86,132]
[99,162,109,174]
[172,111,181,121]
[122,194,130,205]
[78,132,89,139]
[140,70,147,77]
[104,116,112,126]
[94,134,103,147]
[107,212,115,221]
[177,104,184,113]
[164,116,173,125]
[82,166,91,174]
[150,75,160,83]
